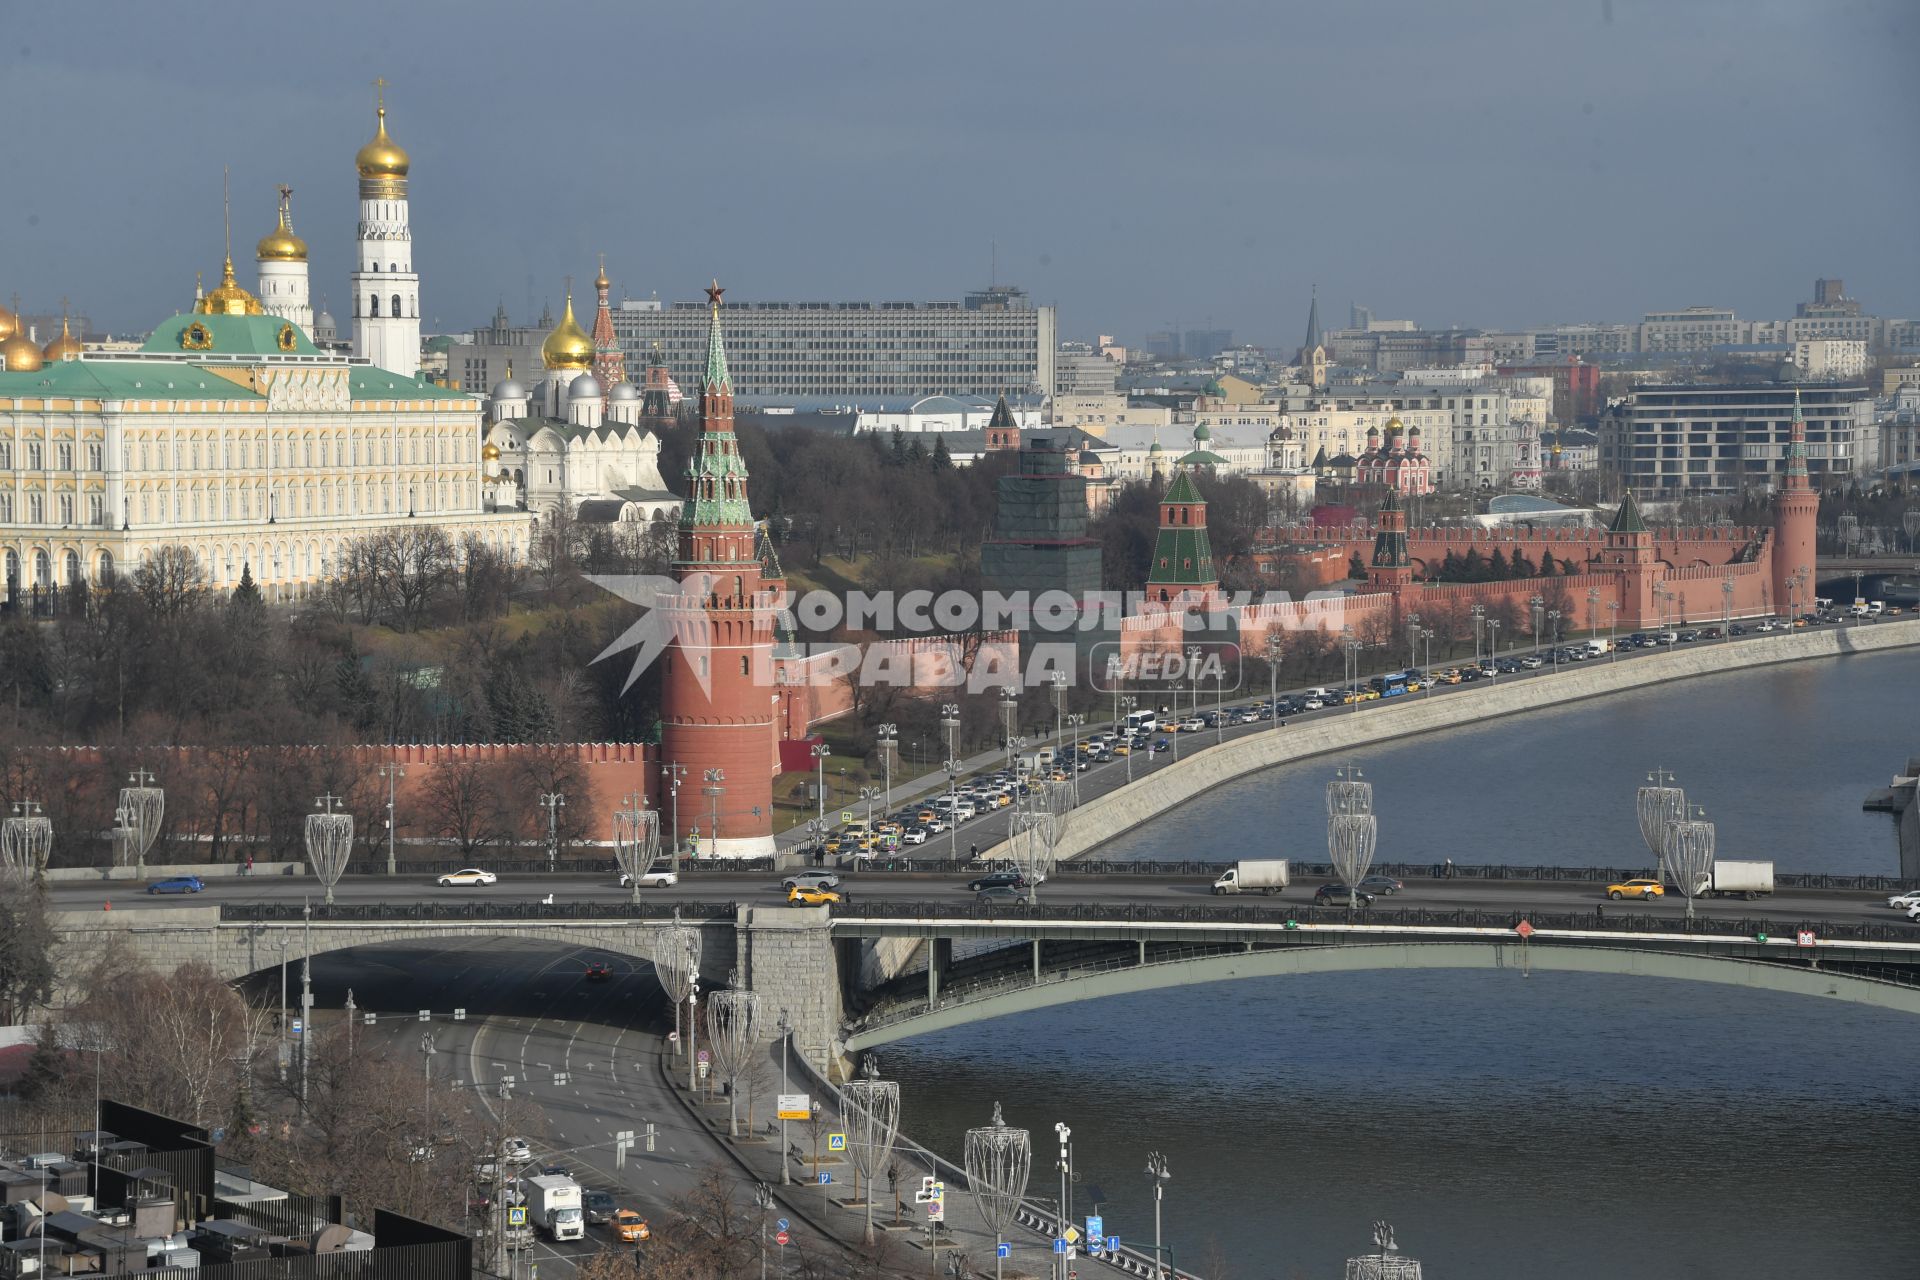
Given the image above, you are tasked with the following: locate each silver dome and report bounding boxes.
[568,372,603,400]
[608,380,640,401]
[492,378,529,400]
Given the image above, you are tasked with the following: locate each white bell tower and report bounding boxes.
[350,79,421,378]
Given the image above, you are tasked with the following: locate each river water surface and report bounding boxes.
[887,649,1920,1278]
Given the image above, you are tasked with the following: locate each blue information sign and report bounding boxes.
[998,1243,1011,1259]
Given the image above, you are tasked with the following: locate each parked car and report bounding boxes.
[967,870,1030,892]
[1606,878,1665,901]
[438,868,498,887]
[1313,884,1377,906]
[147,875,205,895]
[782,872,841,893]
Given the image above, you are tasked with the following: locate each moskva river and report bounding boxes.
[889,650,1920,1278]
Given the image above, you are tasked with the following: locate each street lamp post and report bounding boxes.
[376,762,404,876]
[1420,627,1434,691]
[1049,670,1068,757]
[1722,576,1734,640]
[776,1009,793,1184]
[1529,593,1544,655]
[1119,695,1137,782]
[1000,686,1021,775]
[876,723,897,813]
[940,703,961,860]
[1145,1150,1172,1280]
[1265,631,1284,728]
[538,792,565,874]
[1548,611,1562,671]
[1586,587,1601,640]
[858,786,879,839]
[1470,604,1485,666]
[1055,1123,1072,1280]
[701,769,724,861]
[663,762,688,859]
[1606,600,1620,658]
[1343,634,1362,712]
[809,742,830,834]
[1486,619,1502,679]
[1405,611,1421,673]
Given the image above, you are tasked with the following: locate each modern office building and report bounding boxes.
[1598,382,1875,496]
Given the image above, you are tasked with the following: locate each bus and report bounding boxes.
[1379,672,1412,698]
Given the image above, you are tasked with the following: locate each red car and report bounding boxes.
[584,963,612,982]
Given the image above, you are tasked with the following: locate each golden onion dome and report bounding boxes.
[356,105,411,180]
[256,202,308,262]
[42,315,84,363]
[541,291,593,371]
[1386,415,1404,431]
[0,300,16,343]
[2,330,45,372]
[196,257,265,317]
[482,441,502,461]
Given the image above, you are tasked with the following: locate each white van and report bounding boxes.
[1124,710,1158,735]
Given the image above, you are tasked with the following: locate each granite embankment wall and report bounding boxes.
[1003,619,1920,864]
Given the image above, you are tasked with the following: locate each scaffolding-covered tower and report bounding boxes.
[1345,1222,1423,1280]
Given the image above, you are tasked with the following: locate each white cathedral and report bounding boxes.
[480,265,681,528]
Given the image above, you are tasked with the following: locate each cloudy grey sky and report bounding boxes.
[3,0,1915,347]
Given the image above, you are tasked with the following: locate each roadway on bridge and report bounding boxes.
[65,869,1915,931]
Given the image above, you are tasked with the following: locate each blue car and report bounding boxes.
[147,876,205,895]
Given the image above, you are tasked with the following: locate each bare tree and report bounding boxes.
[414,757,513,857]
[372,524,457,632]
[133,545,206,619]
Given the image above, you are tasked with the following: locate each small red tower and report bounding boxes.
[1367,487,1414,604]
[1771,388,1820,617]
[657,282,783,857]
[1144,468,1224,611]
[590,256,626,402]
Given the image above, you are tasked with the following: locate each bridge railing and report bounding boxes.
[837,897,1920,944]
[219,899,743,924]
[851,858,1911,892]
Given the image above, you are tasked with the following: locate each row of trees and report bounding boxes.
[1422,545,1586,582]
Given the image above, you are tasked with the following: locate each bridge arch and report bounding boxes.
[843,941,1920,1051]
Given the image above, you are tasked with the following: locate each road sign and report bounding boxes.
[827,1132,847,1152]
[841,810,853,822]
[926,1199,944,1222]
[1106,1235,1120,1254]
[1053,1239,1068,1254]
[776,1218,790,1233]
[453,1007,466,1021]
[290,1018,303,1037]
[696,1049,710,1063]
[998,1243,1011,1259]
[1085,1216,1103,1241]
[1064,1226,1080,1245]
[775,1230,790,1246]
[1797,929,1817,948]
[667,1030,680,1044]
[508,1207,527,1225]
[777,1093,812,1121]
[817,1172,832,1185]
[418,1009,430,1022]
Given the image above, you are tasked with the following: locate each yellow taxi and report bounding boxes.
[612,1209,650,1242]
[1110,742,1131,756]
[1606,877,1665,901]
[788,885,844,906]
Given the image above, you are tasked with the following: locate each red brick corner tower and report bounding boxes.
[1367,487,1414,612]
[1770,387,1820,617]
[658,282,782,857]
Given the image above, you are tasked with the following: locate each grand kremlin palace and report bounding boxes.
[0,93,529,600]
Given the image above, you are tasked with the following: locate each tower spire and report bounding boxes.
[703,280,731,392]
[590,254,625,395]
[1783,386,1810,490]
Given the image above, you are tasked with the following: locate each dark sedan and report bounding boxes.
[1313,883,1377,906]
[1357,874,1403,895]
[967,870,1029,892]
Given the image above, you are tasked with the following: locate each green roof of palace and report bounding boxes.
[141,312,321,357]
[0,359,263,400]
[348,367,471,400]
[1176,448,1230,468]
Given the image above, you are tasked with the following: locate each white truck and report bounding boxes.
[1211,859,1290,896]
[521,1174,584,1242]
[1695,860,1775,901]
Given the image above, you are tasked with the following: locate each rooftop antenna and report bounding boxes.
[990,239,997,288]
[222,166,232,266]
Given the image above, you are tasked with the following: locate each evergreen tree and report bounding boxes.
[1489,548,1510,579]
[1511,549,1535,578]
[906,437,927,465]
[1462,547,1486,581]
[931,435,952,470]
[1348,552,1368,579]
[1538,552,1556,576]
[888,429,907,466]
[1439,549,1464,582]
[231,564,264,610]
